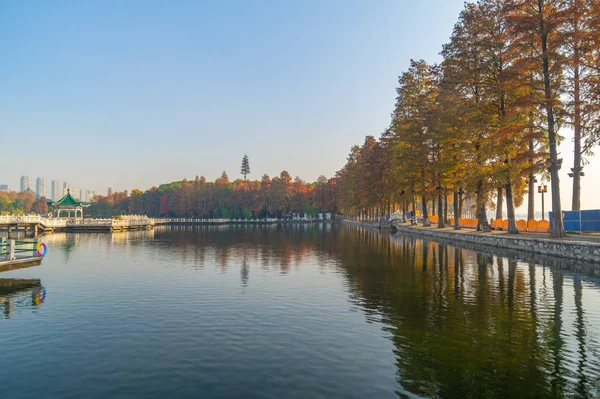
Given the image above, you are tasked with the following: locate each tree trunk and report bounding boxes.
[453,188,460,230]
[527,170,535,221]
[411,184,416,218]
[572,59,582,211]
[432,197,436,216]
[541,23,565,237]
[476,180,487,231]
[458,189,464,220]
[421,195,429,227]
[506,182,518,234]
[496,187,503,221]
[444,191,448,224]
[437,190,445,228]
[421,167,429,226]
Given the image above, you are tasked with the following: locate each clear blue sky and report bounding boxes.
[1,0,598,211]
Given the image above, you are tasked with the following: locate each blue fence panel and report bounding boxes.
[551,209,600,232]
[582,220,600,232]
[564,220,581,231]
[581,210,600,232]
[581,210,600,220]
[563,210,581,231]
[563,211,580,221]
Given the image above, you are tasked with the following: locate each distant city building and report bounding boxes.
[70,188,82,200]
[63,181,71,191]
[20,175,30,192]
[0,184,8,192]
[52,180,62,200]
[107,188,112,196]
[36,177,47,198]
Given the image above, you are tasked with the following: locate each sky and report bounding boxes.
[1,0,598,213]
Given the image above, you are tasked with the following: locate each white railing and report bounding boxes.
[153,218,280,224]
[0,214,154,228]
[0,215,45,224]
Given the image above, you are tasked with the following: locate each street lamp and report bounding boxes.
[537,184,548,220]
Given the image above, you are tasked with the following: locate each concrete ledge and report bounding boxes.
[0,257,42,273]
[389,223,600,263]
[343,219,600,273]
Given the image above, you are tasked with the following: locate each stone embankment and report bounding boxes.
[344,219,600,264]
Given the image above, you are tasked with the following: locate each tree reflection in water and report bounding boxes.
[34,224,600,397]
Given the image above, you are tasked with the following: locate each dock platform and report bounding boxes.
[1,238,45,272]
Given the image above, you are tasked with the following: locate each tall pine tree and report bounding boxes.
[241,155,250,180]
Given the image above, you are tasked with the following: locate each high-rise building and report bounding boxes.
[107,188,113,196]
[36,177,47,198]
[70,188,81,200]
[0,184,8,192]
[63,181,71,192]
[20,175,30,192]
[51,180,62,200]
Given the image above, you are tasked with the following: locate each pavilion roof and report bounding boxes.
[23,187,42,200]
[47,189,90,207]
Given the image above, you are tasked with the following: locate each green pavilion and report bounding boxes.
[47,189,90,219]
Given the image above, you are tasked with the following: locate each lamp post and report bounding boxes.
[538,184,548,220]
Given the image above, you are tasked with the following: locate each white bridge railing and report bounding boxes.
[0,214,154,228]
[153,218,279,224]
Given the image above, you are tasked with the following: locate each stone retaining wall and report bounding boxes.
[343,219,600,275]
[392,223,600,264]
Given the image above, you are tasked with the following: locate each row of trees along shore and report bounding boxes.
[336,0,600,237]
[88,172,337,220]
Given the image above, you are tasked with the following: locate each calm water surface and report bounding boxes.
[2,224,600,398]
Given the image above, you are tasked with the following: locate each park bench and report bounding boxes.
[480,221,492,232]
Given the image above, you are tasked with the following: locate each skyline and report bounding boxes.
[1,0,599,211]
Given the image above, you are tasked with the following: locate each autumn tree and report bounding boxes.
[317,175,328,212]
[441,5,496,230]
[509,0,568,237]
[564,0,600,210]
[392,59,439,227]
[32,196,48,215]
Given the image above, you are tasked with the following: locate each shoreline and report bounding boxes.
[343,219,600,264]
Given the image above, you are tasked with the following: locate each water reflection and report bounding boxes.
[22,224,600,397]
[333,225,600,398]
[0,278,45,318]
[145,224,600,396]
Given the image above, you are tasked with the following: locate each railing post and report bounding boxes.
[33,237,40,257]
[8,239,15,260]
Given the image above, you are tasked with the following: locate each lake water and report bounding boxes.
[2,223,600,398]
